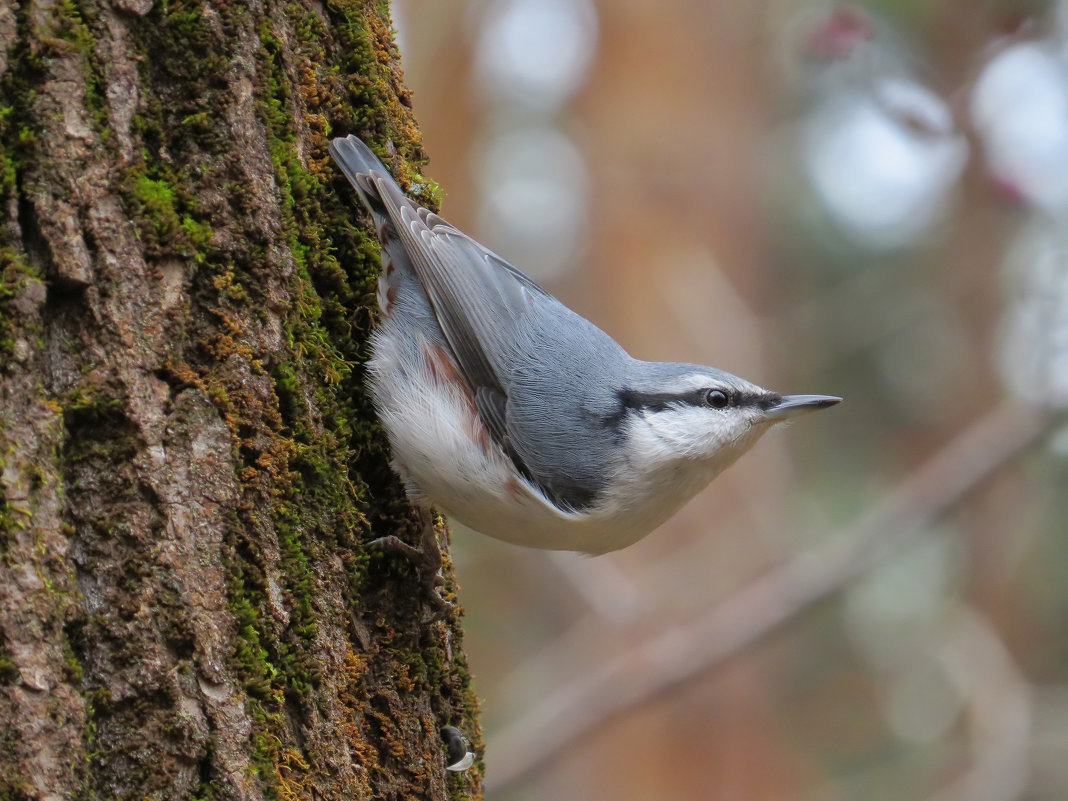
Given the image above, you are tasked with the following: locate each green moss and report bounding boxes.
[180,216,213,252]
[0,647,17,684]
[61,637,84,685]
[134,175,179,230]
[118,0,233,265]
[410,172,444,210]
[123,167,217,259]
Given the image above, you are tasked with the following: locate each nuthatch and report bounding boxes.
[330,135,839,560]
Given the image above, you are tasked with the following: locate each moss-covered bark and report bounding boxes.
[0,1,481,799]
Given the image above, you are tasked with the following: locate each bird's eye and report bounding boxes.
[705,389,729,409]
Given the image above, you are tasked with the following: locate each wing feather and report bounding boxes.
[332,135,608,510]
[369,173,566,499]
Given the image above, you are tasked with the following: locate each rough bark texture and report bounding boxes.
[0,1,482,799]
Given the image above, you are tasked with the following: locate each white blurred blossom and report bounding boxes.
[467,0,598,281]
[789,7,968,250]
[476,125,589,281]
[802,77,968,250]
[972,40,1068,215]
[474,0,598,112]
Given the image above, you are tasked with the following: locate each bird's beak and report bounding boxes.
[762,394,841,421]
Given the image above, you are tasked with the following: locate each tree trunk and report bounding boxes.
[0,1,482,799]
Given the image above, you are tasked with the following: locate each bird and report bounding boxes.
[329,134,840,565]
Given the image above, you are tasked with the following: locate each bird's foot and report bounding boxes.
[369,508,454,614]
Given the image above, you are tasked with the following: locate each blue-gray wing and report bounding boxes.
[374,175,547,377]
[331,135,624,512]
[365,172,563,491]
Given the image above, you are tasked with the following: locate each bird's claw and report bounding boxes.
[369,510,454,614]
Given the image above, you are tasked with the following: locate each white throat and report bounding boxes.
[590,407,770,539]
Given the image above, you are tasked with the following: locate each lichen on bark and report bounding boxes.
[0,1,481,799]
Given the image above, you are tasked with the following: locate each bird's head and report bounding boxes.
[618,363,840,474]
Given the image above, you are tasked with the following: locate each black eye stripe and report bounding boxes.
[619,388,705,411]
[617,387,780,413]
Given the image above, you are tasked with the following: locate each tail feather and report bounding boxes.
[328,135,400,218]
[330,134,414,317]
[328,135,392,187]
[330,134,408,246]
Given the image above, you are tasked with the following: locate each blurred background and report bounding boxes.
[390,1,1068,798]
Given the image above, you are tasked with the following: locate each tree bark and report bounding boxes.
[0,1,482,799]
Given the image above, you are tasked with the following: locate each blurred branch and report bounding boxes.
[486,402,1053,792]
[928,607,1032,801]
